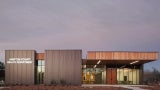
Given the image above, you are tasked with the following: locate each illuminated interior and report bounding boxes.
[82,65,106,84]
[117,68,139,84]
[82,64,141,84]
[36,60,45,84]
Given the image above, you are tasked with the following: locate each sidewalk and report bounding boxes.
[82,84,150,90]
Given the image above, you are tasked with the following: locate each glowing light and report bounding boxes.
[97,60,101,64]
[130,61,139,65]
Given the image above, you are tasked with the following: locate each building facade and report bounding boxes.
[5,50,158,85]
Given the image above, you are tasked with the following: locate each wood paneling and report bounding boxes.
[112,68,117,84]
[44,50,82,85]
[107,68,117,84]
[87,51,158,60]
[107,68,112,84]
[5,50,35,85]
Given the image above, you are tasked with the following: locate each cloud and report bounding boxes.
[0,0,160,70]
[0,0,160,48]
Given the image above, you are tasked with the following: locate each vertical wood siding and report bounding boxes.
[44,50,82,85]
[106,68,117,84]
[87,51,158,60]
[5,50,35,85]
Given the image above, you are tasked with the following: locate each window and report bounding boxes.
[37,60,45,84]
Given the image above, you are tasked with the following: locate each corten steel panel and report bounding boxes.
[44,50,82,85]
[36,53,44,60]
[5,50,35,85]
[87,51,158,60]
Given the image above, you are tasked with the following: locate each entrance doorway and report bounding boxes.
[106,68,117,84]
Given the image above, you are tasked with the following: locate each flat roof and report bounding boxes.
[84,51,158,65]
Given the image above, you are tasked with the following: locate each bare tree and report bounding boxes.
[144,67,160,85]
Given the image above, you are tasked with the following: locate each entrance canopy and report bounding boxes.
[83,51,158,65]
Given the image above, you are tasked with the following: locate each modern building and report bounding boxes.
[5,50,158,85]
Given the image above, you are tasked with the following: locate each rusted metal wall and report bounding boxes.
[36,53,44,60]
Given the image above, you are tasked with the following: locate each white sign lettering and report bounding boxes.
[7,58,32,64]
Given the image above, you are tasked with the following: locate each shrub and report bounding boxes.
[51,80,57,85]
[60,79,66,86]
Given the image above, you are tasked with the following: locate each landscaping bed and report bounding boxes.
[0,85,129,90]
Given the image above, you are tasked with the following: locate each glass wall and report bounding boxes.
[117,68,139,84]
[82,65,140,85]
[82,65,106,84]
[37,60,45,84]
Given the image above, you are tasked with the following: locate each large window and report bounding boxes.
[117,68,139,84]
[82,65,140,85]
[82,65,106,84]
[37,60,45,84]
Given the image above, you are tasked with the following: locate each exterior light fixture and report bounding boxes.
[97,60,101,64]
[120,65,126,68]
[130,61,139,65]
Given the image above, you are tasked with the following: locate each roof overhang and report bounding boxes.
[83,51,158,65]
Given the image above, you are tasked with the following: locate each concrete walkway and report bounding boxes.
[0,87,5,90]
[82,84,150,90]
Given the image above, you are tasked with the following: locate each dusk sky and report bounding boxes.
[0,0,160,71]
